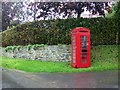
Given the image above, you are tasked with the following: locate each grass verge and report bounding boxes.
[0,56,118,72]
[0,45,118,72]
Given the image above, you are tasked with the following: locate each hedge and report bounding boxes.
[0,17,119,47]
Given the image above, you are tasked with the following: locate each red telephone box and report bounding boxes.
[71,27,91,68]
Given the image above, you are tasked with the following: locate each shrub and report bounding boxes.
[0,18,119,47]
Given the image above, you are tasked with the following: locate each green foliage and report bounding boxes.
[114,1,120,18]
[1,18,119,47]
[26,44,46,50]
[33,44,46,47]
[5,45,21,52]
[4,44,47,51]
[106,1,120,19]
[26,45,33,50]
[91,45,118,62]
[105,8,116,18]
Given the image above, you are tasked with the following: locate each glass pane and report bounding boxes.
[81,36,87,48]
[81,53,87,57]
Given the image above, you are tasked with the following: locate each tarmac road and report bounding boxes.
[1,67,119,88]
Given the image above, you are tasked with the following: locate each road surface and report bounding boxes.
[1,67,119,88]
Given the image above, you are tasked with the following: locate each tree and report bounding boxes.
[35,2,110,20]
[36,2,85,19]
[2,2,25,30]
[0,2,2,31]
[2,2,13,30]
[114,1,120,18]
[36,2,61,20]
[12,2,25,21]
[26,2,39,21]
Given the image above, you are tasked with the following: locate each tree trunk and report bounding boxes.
[77,13,80,18]
[33,4,36,21]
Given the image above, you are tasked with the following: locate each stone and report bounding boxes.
[1,45,72,62]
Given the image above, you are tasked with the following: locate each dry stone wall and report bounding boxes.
[1,45,72,62]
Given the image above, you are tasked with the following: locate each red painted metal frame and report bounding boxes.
[71,27,91,68]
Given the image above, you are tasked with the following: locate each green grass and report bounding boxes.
[0,45,119,72]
